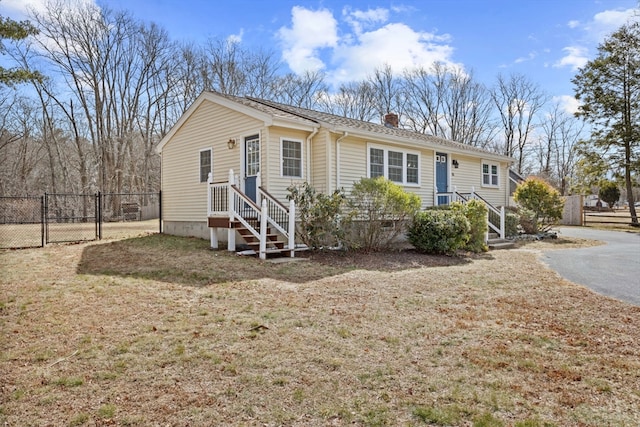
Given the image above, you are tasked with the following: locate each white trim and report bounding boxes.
[481,159,500,188]
[198,147,212,183]
[367,143,421,187]
[280,137,304,178]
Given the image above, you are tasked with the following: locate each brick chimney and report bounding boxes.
[384,113,399,128]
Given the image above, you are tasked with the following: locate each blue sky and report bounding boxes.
[2,0,638,113]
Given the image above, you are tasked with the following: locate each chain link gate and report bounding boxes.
[44,193,99,244]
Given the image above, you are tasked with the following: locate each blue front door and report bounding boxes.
[244,135,260,202]
[436,152,448,205]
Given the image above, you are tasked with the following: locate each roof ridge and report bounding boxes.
[245,96,321,126]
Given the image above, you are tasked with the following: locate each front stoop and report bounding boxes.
[487,232,515,250]
[487,238,515,250]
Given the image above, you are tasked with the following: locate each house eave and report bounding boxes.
[329,126,513,164]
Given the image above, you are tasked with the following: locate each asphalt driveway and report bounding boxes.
[542,227,640,306]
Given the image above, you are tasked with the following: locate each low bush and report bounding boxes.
[451,200,488,253]
[342,177,421,251]
[504,209,520,237]
[514,177,564,233]
[408,209,470,255]
[286,182,345,249]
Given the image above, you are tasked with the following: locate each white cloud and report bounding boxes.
[567,20,580,29]
[0,0,94,19]
[227,30,243,45]
[0,0,47,17]
[582,8,639,41]
[276,6,339,74]
[553,95,581,115]
[515,51,537,64]
[277,6,458,87]
[554,46,589,70]
[332,22,457,85]
[343,6,389,34]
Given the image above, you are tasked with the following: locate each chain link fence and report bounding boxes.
[0,196,44,248]
[0,192,161,249]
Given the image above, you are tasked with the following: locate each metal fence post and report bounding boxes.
[43,192,48,245]
[40,195,45,247]
[96,192,102,240]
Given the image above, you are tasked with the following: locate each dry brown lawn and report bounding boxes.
[1,231,639,426]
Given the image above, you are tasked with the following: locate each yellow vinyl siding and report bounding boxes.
[449,153,510,207]
[337,135,434,208]
[311,130,329,193]
[262,126,310,202]
[161,100,263,222]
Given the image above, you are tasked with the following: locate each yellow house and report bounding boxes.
[157,91,513,257]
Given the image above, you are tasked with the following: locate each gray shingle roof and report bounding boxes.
[212,91,511,161]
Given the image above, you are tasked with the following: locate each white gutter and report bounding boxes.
[336,132,348,190]
[306,127,319,183]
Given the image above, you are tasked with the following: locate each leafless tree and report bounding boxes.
[272,70,328,109]
[491,73,547,173]
[368,64,406,124]
[403,63,497,147]
[318,80,377,121]
[29,1,175,195]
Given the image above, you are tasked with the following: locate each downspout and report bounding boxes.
[306,127,319,183]
[336,132,348,190]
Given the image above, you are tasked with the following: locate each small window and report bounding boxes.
[388,151,404,183]
[407,153,419,184]
[199,149,212,183]
[370,148,384,178]
[482,161,499,187]
[282,139,302,178]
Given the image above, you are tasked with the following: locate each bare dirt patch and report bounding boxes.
[1,234,639,426]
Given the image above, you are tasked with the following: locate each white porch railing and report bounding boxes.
[435,186,505,240]
[208,170,296,259]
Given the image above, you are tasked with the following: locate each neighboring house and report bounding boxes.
[156,91,513,257]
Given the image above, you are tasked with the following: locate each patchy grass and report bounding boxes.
[1,233,639,426]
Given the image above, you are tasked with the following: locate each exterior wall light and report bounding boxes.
[227,138,237,149]
[452,159,459,168]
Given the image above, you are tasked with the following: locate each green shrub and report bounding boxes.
[408,209,470,255]
[518,208,538,234]
[598,181,620,208]
[451,200,488,253]
[514,177,564,233]
[286,182,345,249]
[504,210,520,237]
[342,177,421,251]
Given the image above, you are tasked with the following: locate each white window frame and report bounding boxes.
[481,160,500,188]
[199,148,212,183]
[367,143,420,186]
[280,137,303,178]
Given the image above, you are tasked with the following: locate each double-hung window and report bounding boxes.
[199,148,212,183]
[482,161,499,187]
[367,144,420,185]
[281,138,302,178]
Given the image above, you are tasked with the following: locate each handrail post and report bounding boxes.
[471,186,475,200]
[500,206,505,239]
[207,172,213,216]
[288,199,296,257]
[227,169,235,252]
[259,198,268,260]
[209,171,218,249]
